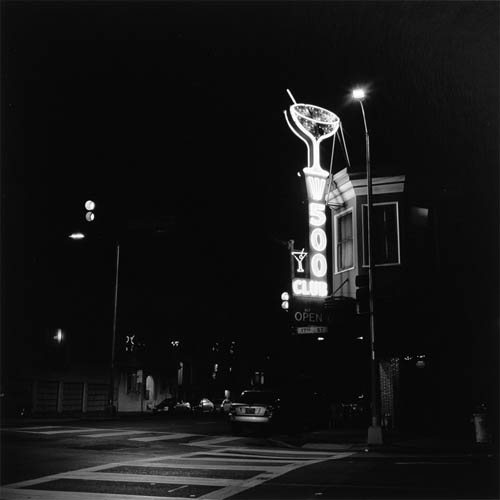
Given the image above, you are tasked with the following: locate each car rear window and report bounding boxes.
[239,391,277,405]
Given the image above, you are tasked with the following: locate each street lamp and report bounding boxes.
[352,87,383,445]
[68,231,120,415]
[110,242,120,414]
[68,232,85,240]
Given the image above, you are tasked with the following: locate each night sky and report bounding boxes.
[2,2,498,377]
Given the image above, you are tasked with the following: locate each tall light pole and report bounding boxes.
[352,88,383,445]
[109,242,120,414]
[69,231,120,415]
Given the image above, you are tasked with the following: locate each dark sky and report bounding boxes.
[2,1,499,361]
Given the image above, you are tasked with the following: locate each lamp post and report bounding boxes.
[352,88,383,445]
[68,232,120,415]
[109,242,120,414]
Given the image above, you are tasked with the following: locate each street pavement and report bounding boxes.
[1,420,352,499]
[0,416,497,499]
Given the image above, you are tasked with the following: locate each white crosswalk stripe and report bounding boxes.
[2,426,201,442]
[129,432,196,442]
[34,428,107,435]
[83,430,153,438]
[1,444,354,500]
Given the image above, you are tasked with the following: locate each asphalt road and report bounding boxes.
[1,415,498,499]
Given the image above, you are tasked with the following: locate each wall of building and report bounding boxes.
[117,370,176,413]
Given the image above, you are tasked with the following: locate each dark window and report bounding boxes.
[336,211,354,272]
[362,203,400,265]
[126,372,138,394]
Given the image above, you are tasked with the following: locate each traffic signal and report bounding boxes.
[84,200,96,222]
[53,328,64,343]
[281,291,290,311]
[355,274,369,315]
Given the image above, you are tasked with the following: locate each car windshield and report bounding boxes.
[238,391,277,405]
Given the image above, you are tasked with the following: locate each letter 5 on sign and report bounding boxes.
[309,203,326,226]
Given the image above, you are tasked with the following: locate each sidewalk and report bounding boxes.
[274,427,498,456]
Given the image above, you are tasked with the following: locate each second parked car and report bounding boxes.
[151,398,192,415]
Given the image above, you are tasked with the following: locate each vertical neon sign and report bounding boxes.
[284,95,340,298]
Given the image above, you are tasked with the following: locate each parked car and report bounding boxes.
[220,398,232,414]
[212,398,232,414]
[228,390,280,433]
[193,398,215,414]
[151,398,192,415]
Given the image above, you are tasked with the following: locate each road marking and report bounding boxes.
[191,451,306,461]
[129,432,196,442]
[121,461,270,471]
[303,442,357,451]
[168,484,189,493]
[188,436,241,446]
[3,427,107,435]
[36,428,105,435]
[0,489,194,500]
[219,446,336,458]
[1,443,355,500]
[83,430,152,438]
[2,426,62,431]
[61,471,241,486]
[157,456,295,465]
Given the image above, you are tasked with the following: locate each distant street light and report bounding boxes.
[352,87,383,445]
[68,232,85,240]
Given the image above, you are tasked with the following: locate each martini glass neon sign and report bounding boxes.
[284,91,340,298]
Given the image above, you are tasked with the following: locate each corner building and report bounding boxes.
[288,167,439,433]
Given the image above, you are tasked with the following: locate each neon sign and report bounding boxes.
[284,93,340,299]
[292,248,307,273]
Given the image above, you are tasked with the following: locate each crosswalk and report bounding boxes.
[2,425,204,444]
[1,426,354,499]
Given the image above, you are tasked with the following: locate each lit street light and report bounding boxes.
[352,87,383,445]
[68,232,85,240]
[67,230,120,415]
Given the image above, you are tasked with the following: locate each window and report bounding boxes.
[362,202,400,266]
[126,372,138,394]
[335,210,354,272]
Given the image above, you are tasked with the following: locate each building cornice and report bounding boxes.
[326,168,405,208]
